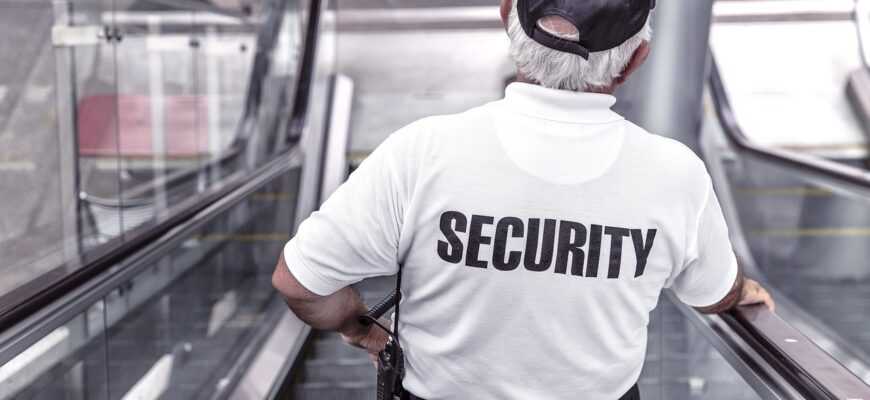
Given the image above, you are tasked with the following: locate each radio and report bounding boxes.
[360,268,405,400]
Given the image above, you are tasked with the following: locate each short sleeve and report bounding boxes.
[283,130,415,296]
[668,178,739,307]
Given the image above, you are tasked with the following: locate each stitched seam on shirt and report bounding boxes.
[681,174,712,273]
[287,240,346,295]
[510,109,625,125]
[500,102,625,125]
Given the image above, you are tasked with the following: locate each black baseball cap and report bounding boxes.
[517,0,655,59]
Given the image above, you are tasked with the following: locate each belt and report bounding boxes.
[401,383,640,400]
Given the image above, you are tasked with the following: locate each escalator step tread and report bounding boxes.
[291,386,374,400]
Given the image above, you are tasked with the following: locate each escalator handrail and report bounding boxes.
[0,149,303,367]
[708,54,870,193]
[855,0,870,69]
[139,0,252,22]
[723,305,870,399]
[708,54,870,398]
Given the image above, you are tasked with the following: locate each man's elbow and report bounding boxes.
[272,255,309,303]
[271,261,289,297]
[695,297,739,314]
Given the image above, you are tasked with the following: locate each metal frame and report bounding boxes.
[51,0,84,266]
[319,74,353,202]
[855,0,870,69]
[713,0,855,23]
[291,0,336,230]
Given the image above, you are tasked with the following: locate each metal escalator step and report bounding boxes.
[283,329,378,399]
[308,334,368,361]
[301,358,376,383]
[291,381,375,400]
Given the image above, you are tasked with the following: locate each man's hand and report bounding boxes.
[738,278,775,311]
[340,319,391,365]
[696,268,775,314]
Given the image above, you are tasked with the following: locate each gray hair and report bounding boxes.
[507,7,652,91]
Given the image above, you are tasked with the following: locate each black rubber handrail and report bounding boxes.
[724,306,870,400]
[142,0,251,22]
[709,54,870,398]
[0,149,302,366]
[0,163,271,332]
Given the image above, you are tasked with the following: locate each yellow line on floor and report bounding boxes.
[735,187,833,197]
[348,151,371,164]
[0,161,35,171]
[777,143,870,152]
[252,193,294,201]
[751,227,870,237]
[198,233,291,242]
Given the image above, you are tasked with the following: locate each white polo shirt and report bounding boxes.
[284,83,738,399]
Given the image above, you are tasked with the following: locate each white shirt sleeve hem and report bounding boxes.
[283,240,345,296]
[677,256,739,308]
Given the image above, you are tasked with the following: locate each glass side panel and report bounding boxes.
[0,0,129,301]
[0,300,109,400]
[721,153,870,380]
[641,298,762,400]
[194,11,256,183]
[0,0,303,320]
[111,5,203,235]
[103,167,299,399]
[0,166,300,399]
[0,2,69,299]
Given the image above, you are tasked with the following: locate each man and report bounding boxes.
[272,0,774,398]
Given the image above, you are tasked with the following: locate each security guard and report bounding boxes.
[272,0,774,398]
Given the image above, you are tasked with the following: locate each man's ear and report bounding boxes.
[500,0,512,28]
[614,41,650,86]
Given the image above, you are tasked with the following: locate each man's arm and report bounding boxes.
[271,255,368,336]
[271,256,388,357]
[694,265,775,314]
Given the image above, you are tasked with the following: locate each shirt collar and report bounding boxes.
[502,82,624,124]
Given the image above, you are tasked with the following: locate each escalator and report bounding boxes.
[3,1,870,399]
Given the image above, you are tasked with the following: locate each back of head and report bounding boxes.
[507,1,653,92]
